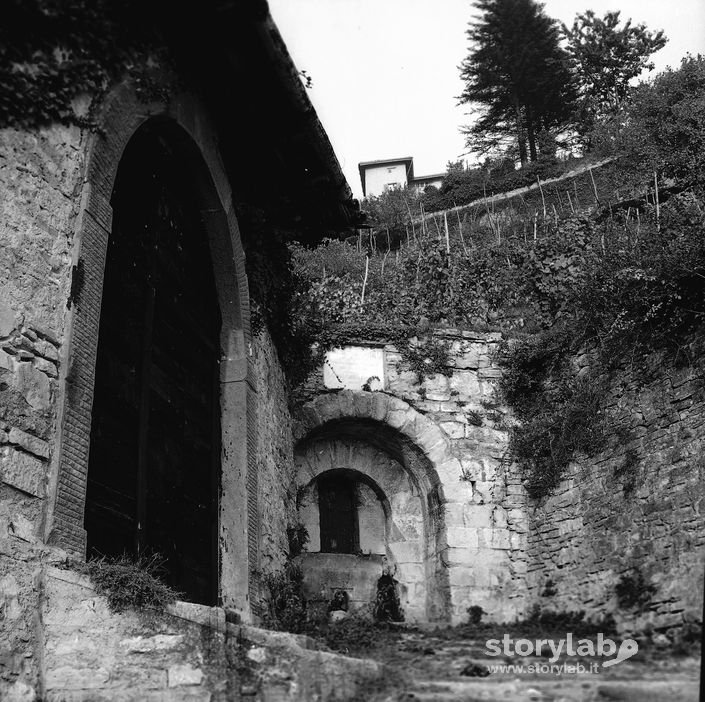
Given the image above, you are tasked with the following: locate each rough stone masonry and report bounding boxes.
[294,329,704,636]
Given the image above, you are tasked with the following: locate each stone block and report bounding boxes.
[0,349,16,372]
[0,574,23,621]
[121,634,185,653]
[386,408,410,431]
[396,562,425,583]
[15,361,51,411]
[34,338,59,361]
[7,514,36,542]
[439,421,465,439]
[33,357,57,378]
[478,368,503,379]
[453,344,487,370]
[491,506,508,528]
[509,532,525,550]
[168,664,204,687]
[2,681,36,702]
[446,526,480,549]
[246,646,268,663]
[387,540,421,563]
[461,504,493,528]
[0,299,16,337]
[1,447,45,497]
[369,392,389,422]
[45,666,110,690]
[490,528,511,550]
[447,567,478,589]
[449,371,482,399]
[8,427,50,459]
[444,547,480,567]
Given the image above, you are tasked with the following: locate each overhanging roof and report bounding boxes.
[163,0,361,241]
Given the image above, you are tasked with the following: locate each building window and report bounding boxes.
[318,472,358,553]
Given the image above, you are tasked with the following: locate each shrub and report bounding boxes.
[82,554,180,613]
[373,572,404,623]
[323,613,400,654]
[261,562,308,633]
[499,329,608,497]
[521,605,617,637]
[615,570,656,610]
[286,524,309,558]
[467,605,485,625]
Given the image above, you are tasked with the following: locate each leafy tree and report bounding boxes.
[563,11,667,144]
[459,0,577,164]
[614,55,705,185]
[362,185,423,246]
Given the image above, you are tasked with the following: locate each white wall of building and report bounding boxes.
[363,163,408,197]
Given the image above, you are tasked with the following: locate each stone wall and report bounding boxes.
[0,123,84,540]
[251,329,297,580]
[33,565,383,701]
[299,330,705,632]
[294,330,528,623]
[0,123,86,698]
[525,348,705,634]
[0,104,295,696]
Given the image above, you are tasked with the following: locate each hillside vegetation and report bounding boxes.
[287,56,705,496]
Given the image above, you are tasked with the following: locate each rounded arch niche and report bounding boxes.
[294,391,460,622]
[46,88,257,613]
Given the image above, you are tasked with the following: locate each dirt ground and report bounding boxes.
[329,621,701,701]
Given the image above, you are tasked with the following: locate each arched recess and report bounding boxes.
[293,391,468,622]
[44,84,257,613]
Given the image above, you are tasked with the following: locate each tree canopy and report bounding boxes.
[459,0,577,164]
[563,10,667,143]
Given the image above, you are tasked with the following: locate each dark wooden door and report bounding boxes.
[319,472,358,554]
[85,127,221,605]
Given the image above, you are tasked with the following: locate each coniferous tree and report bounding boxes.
[459,0,577,164]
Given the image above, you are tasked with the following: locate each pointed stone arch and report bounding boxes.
[43,82,258,616]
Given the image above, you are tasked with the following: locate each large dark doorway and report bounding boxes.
[85,123,221,604]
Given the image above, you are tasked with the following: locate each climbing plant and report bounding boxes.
[0,0,175,128]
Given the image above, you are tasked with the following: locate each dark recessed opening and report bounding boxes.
[318,471,359,554]
[84,123,221,605]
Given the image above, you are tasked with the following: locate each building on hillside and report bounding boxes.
[358,157,444,197]
[411,172,444,192]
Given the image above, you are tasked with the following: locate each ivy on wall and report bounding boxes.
[0,0,170,128]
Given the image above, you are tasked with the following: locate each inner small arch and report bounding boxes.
[294,418,451,622]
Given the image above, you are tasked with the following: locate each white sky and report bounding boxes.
[268,0,705,199]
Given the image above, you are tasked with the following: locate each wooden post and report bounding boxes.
[361,254,369,305]
[537,176,546,218]
[433,214,442,241]
[455,206,468,255]
[589,167,600,206]
[654,170,661,233]
[566,190,575,215]
[444,212,450,253]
